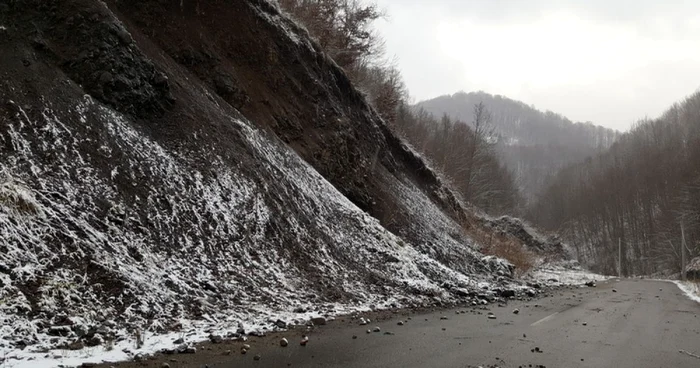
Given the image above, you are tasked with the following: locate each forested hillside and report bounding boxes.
[530,92,700,276]
[417,91,619,203]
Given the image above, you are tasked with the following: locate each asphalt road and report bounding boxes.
[214,279,700,368]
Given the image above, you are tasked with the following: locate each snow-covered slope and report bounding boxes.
[0,0,540,366]
[0,91,490,366]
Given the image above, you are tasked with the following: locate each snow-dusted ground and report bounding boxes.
[0,306,364,368]
[672,280,700,304]
[0,2,583,367]
[0,93,498,366]
[0,74,520,368]
[531,261,610,285]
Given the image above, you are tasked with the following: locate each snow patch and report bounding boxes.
[672,280,700,304]
[532,261,609,284]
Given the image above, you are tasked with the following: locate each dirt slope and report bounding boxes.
[0,0,540,364]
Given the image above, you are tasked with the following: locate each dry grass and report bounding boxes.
[462,216,536,276]
[0,181,42,216]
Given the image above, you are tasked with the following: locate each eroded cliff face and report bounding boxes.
[0,0,524,362]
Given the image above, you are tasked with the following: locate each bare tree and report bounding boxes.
[530,90,700,276]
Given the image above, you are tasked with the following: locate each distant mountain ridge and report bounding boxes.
[416,91,619,203]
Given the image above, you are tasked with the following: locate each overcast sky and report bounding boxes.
[374,0,700,131]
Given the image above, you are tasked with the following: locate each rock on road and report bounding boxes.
[111,280,700,368]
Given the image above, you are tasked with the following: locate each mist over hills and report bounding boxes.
[416,91,619,203]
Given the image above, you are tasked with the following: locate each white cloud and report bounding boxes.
[375,0,700,130]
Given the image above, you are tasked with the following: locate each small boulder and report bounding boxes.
[182,346,196,354]
[280,338,288,347]
[209,334,223,344]
[499,289,516,298]
[85,334,103,347]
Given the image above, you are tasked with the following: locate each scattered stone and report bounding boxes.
[397,321,404,326]
[65,340,85,350]
[512,309,520,315]
[441,327,446,331]
[582,322,587,326]
[366,329,371,334]
[440,316,448,320]
[352,335,358,339]
[300,336,309,346]
[223,350,232,355]
[209,334,223,344]
[280,338,288,347]
[310,317,327,326]
[500,289,516,298]
[585,281,596,287]
[488,315,497,320]
[161,363,170,368]
[253,354,261,361]
[98,71,113,85]
[243,344,251,350]
[48,326,72,337]
[373,327,381,332]
[181,346,196,354]
[85,334,103,347]
[241,348,248,355]
[359,318,368,326]
[612,289,618,293]
[275,320,287,329]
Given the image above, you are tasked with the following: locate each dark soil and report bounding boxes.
[0,0,567,361]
